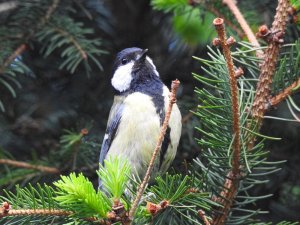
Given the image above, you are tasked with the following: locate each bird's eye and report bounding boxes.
[121,58,128,65]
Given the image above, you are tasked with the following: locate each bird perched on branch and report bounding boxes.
[99,47,182,182]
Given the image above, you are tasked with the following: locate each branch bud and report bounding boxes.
[226,36,236,47]
[212,38,221,46]
[234,67,244,78]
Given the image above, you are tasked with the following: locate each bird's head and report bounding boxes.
[111,47,159,93]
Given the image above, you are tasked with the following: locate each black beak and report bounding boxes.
[137,48,148,62]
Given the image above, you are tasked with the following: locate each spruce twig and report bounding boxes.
[270,77,300,107]
[0,0,60,73]
[213,18,240,176]
[222,0,263,57]
[128,79,180,223]
[0,159,60,174]
[0,208,72,218]
[0,44,27,73]
[53,28,88,60]
[198,209,211,225]
[251,0,290,124]
[206,5,244,38]
[212,18,241,225]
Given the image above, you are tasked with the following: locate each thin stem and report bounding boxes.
[213,18,240,175]
[206,5,244,38]
[0,44,27,73]
[0,159,60,174]
[54,28,87,60]
[128,80,180,223]
[222,0,262,57]
[270,78,300,107]
[0,0,60,74]
[0,209,72,217]
[0,208,107,224]
[198,210,211,225]
[212,18,241,225]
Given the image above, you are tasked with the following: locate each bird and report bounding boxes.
[99,47,182,181]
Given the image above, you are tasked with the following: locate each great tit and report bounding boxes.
[99,47,182,180]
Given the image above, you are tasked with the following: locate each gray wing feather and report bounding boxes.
[99,101,124,166]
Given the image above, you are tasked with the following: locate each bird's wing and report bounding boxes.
[99,98,124,166]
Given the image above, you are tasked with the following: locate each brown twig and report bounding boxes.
[41,0,60,26]
[222,0,263,57]
[206,5,244,38]
[0,208,72,218]
[0,0,60,74]
[270,78,300,107]
[213,18,240,175]
[212,18,241,225]
[146,200,169,216]
[198,209,211,225]
[128,79,180,223]
[0,202,113,224]
[0,159,60,174]
[54,28,87,60]
[0,44,27,74]
[251,0,290,125]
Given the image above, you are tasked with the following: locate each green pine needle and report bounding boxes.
[53,173,111,218]
[97,156,131,200]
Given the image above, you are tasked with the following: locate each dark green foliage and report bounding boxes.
[1,0,300,224]
[0,0,107,111]
[272,41,300,94]
[147,174,216,225]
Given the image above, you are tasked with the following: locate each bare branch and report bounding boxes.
[0,159,60,174]
[212,18,241,225]
[128,79,180,223]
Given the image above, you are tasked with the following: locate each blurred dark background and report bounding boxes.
[0,0,299,223]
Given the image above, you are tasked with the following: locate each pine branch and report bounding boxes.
[0,159,60,174]
[198,210,211,225]
[251,0,290,124]
[0,0,59,75]
[0,208,71,218]
[206,5,244,38]
[0,203,105,224]
[53,28,88,60]
[0,44,27,74]
[128,79,180,223]
[211,18,241,225]
[270,77,300,107]
[222,0,261,50]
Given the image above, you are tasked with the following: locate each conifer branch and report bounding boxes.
[270,77,300,107]
[206,5,244,38]
[0,159,60,174]
[0,0,60,74]
[53,28,88,60]
[198,209,211,225]
[0,44,27,73]
[222,0,261,53]
[128,79,180,223]
[213,18,240,176]
[251,0,290,124]
[0,208,72,218]
[0,204,107,224]
[212,18,241,225]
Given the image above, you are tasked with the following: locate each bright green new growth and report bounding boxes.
[97,156,131,200]
[53,173,111,218]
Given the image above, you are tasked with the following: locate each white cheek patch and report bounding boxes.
[111,62,134,92]
[146,56,159,77]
